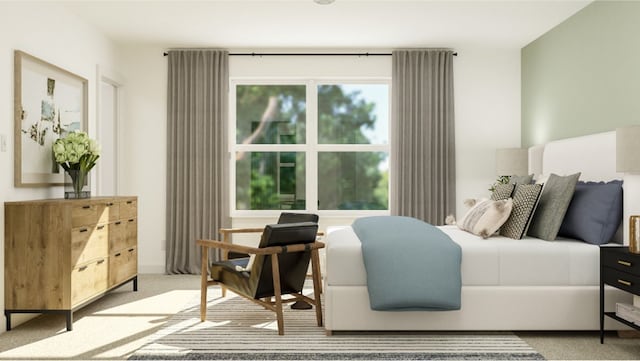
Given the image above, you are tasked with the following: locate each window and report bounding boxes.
[231,81,390,215]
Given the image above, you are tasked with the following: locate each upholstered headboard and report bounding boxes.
[529,131,621,181]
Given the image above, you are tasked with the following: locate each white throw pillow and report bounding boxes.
[458,198,514,239]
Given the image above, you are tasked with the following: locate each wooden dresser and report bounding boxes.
[4,196,138,331]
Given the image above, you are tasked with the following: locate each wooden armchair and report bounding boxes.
[198,220,325,335]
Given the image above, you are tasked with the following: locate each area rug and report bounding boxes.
[129,294,544,360]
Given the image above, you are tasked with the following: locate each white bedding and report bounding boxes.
[326,225,601,287]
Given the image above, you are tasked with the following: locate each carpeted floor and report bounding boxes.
[129,294,543,360]
[0,274,639,360]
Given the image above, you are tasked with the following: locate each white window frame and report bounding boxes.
[230,78,392,218]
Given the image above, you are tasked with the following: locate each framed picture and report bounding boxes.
[14,50,88,187]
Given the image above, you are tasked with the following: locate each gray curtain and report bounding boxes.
[391,49,456,225]
[166,50,230,274]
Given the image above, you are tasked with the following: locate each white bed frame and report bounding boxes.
[324,131,632,333]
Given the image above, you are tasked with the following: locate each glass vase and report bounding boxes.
[65,169,91,199]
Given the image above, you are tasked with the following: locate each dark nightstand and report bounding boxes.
[600,245,640,343]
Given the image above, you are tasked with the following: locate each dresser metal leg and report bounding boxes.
[5,311,11,331]
[133,276,138,292]
[66,311,73,331]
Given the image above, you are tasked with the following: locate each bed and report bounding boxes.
[324,131,633,333]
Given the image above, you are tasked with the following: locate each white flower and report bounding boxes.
[52,131,100,172]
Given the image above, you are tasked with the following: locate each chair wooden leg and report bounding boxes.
[221,232,230,298]
[271,256,284,335]
[200,246,208,322]
[311,249,323,327]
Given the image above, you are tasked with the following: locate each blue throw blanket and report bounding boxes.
[352,216,461,311]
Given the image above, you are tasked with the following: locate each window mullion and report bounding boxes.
[307,81,318,213]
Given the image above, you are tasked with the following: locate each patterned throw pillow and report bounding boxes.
[458,199,514,239]
[499,184,543,239]
[491,184,515,201]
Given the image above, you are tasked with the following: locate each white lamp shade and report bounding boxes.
[496,148,528,176]
[617,126,640,172]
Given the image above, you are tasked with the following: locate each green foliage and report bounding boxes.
[236,85,306,145]
[489,175,511,193]
[318,85,376,144]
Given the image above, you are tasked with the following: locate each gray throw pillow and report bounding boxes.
[499,184,543,240]
[527,172,581,241]
[557,180,623,245]
[508,174,534,185]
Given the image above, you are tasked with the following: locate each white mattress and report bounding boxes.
[326,225,601,287]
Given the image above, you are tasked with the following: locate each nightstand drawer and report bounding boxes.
[601,247,640,275]
[602,267,640,294]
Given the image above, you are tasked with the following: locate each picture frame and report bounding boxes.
[14,50,88,187]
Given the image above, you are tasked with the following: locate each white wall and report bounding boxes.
[118,44,168,273]
[0,2,121,331]
[119,46,521,272]
[454,46,522,217]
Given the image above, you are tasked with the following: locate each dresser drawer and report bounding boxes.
[71,203,100,228]
[602,267,640,294]
[125,218,137,249]
[601,247,640,275]
[71,258,108,306]
[119,200,137,219]
[109,220,127,251]
[105,201,119,222]
[109,248,137,287]
[71,224,108,267]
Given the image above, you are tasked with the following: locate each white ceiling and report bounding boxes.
[59,0,592,49]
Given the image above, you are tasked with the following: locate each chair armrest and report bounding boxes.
[197,239,325,256]
[197,239,261,255]
[219,227,265,235]
[259,241,326,255]
[220,227,324,237]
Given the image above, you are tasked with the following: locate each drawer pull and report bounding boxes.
[78,265,88,272]
[115,221,122,225]
[618,260,632,267]
[618,279,632,286]
[127,201,133,204]
[115,252,122,257]
[128,248,135,252]
[79,228,88,233]
[107,202,114,206]
[97,225,105,230]
[82,205,91,209]
[97,259,105,265]
[128,219,135,222]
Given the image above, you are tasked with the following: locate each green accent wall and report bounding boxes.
[521,1,640,147]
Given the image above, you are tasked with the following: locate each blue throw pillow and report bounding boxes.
[557,180,623,245]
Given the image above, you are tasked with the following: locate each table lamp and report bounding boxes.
[495,148,528,176]
[616,126,640,253]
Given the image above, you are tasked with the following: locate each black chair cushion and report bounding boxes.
[258,222,318,248]
[277,213,319,224]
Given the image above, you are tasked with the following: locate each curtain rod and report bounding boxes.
[162,51,458,57]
